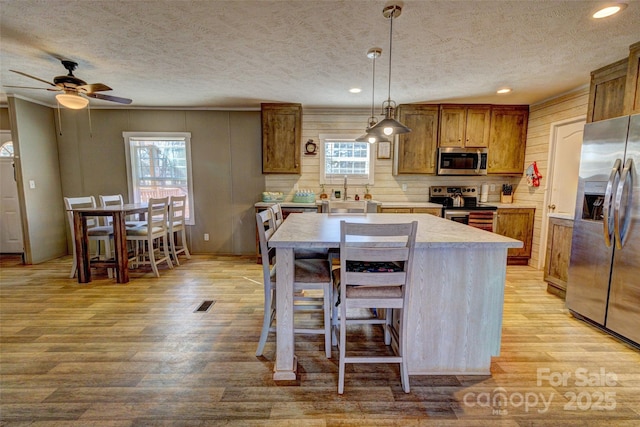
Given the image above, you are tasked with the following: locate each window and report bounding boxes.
[319,134,375,186]
[0,141,14,157]
[123,132,194,224]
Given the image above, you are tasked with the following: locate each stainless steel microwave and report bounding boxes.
[437,147,488,175]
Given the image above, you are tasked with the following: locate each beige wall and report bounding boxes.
[56,108,263,255]
[516,87,589,268]
[8,97,67,263]
[266,108,520,202]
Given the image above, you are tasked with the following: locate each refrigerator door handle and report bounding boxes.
[603,159,622,247]
[614,158,634,249]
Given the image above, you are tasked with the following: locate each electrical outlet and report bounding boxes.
[294,183,299,191]
[204,233,210,241]
[402,183,407,191]
[490,184,496,192]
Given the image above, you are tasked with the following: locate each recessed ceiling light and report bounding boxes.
[349,88,362,93]
[497,88,512,94]
[593,3,628,18]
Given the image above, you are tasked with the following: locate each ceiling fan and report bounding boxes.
[5,59,132,109]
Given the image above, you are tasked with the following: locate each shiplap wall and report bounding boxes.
[515,87,589,269]
[265,108,519,203]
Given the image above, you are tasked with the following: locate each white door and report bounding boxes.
[548,118,585,216]
[0,136,24,253]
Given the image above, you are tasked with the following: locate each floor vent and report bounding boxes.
[194,300,215,313]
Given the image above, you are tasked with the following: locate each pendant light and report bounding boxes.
[368,4,411,137]
[356,47,391,144]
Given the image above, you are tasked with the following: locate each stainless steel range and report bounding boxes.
[429,185,497,224]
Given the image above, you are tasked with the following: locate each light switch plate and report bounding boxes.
[29,180,36,189]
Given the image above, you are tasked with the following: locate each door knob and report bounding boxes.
[548,204,556,210]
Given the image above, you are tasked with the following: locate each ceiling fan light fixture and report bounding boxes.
[56,92,89,109]
[593,3,627,18]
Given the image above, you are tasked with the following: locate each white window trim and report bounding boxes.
[123,131,195,225]
[318,133,375,186]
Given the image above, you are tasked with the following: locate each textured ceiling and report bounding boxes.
[1,0,639,110]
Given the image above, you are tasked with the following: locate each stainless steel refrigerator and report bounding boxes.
[566,114,639,346]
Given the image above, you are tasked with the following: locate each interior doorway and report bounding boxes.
[539,116,585,269]
[0,131,25,254]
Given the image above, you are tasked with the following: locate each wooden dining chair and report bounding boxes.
[255,209,333,358]
[168,195,191,265]
[126,197,173,277]
[99,194,146,228]
[334,220,417,394]
[268,203,328,260]
[64,196,114,279]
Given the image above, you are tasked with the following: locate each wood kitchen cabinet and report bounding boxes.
[439,104,491,148]
[378,206,441,216]
[487,105,529,175]
[586,58,628,123]
[261,103,302,174]
[624,41,640,115]
[494,207,535,265]
[544,217,574,299]
[395,104,439,174]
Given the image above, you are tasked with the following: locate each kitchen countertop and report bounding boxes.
[378,201,443,209]
[270,213,522,249]
[479,202,537,209]
[548,212,574,220]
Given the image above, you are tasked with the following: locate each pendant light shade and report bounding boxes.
[368,4,410,137]
[56,92,89,109]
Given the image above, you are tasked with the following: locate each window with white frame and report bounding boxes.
[123,132,195,224]
[319,134,374,186]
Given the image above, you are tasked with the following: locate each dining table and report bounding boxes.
[267,212,522,381]
[69,203,148,284]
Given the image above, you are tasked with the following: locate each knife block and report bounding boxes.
[500,193,513,204]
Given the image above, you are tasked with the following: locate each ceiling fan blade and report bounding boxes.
[77,83,112,93]
[10,70,58,87]
[87,92,132,104]
[3,85,61,91]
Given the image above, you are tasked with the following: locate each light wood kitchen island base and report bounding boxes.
[269,213,521,380]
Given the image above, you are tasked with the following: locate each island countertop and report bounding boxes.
[269,213,522,249]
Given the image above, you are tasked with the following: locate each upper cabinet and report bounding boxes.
[624,41,640,115]
[261,103,302,174]
[586,58,628,123]
[487,105,529,175]
[395,104,439,174]
[439,104,491,148]
[587,41,640,122]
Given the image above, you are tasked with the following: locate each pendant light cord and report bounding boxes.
[386,9,394,103]
[370,51,376,124]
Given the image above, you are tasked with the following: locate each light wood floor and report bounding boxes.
[1,254,639,426]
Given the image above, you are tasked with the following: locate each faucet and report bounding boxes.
[343,175,348,201]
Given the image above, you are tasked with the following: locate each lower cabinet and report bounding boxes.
[379,207,442,216]
[494,208,535,265]
[544,217,574,299]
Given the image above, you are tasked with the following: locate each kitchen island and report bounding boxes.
[268,213,522,380]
